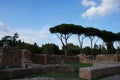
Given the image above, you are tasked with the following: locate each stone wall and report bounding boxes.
[1,47,120,67]
[79,63,120,80]
[77,54,94,64]
[64,56,79,63]
[96,54,120,62]
[31,54,48,64]
[0,64,75,79]
[31,54,79,64]
[77,54,120,64]
[1,48,22,67]
[1,47,31,67]
[0,68,35,79]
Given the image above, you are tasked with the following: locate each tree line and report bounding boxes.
[0,23,120,56]
[0,34,59,55]
[49,23,120,56]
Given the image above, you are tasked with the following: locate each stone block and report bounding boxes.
[79,64,120,80]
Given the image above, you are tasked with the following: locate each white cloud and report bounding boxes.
[16,25,52,46]
[0,22,4,28]
[82,0,120,19]
[0,21,12,38]
[20,34,40,44]
[0,21,51,46]
[82,0,97,7]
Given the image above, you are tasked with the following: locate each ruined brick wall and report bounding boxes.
[21,49,32,67]
[1,47,22,67]
[96,54,119,62]
[77,54,93,64]
[64,56,79,63]
[1,48,31,67]
[47,55,62,64]
[31,54,79,64]
[79,64,120,80]
[31,54,47,64]
[77,54,86,62]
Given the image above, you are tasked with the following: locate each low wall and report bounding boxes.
[31,54,79,64]
[79,64,120,80]
[64,56,79,63]
[77,54,120,64]
[77,54,94,64]
[0,64,75,79]
[96,54,120,62]
[1,48,22,67]
[0,68,36,79]
[1,48,31,67]
[31,54,48,64]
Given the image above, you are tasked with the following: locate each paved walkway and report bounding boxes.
[12,74,120,80]
[100,74,120,80]
[13,77,56,80]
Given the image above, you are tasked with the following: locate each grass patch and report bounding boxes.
[19,62,92,79]
[26,72,79,78]
[69,62,92,72]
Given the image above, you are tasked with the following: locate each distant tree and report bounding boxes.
[93,44,101,55]
[16,42,42,53]
[30,43,42,53]
[66,43,80,56]
[1,36,13,46]
[12,33,19,46]
[116,32,120,49]
[73,25,85,53]
[49,23,76,56]
[101,45,108,54]
[100,30,116,54]
[42,43,59,55]
[82,46,91,55]
[83,27,100,55]
[1,33,19,47]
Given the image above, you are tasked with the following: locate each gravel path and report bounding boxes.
[13,77,56,80]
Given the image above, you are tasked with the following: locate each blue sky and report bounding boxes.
[0,0,120,47]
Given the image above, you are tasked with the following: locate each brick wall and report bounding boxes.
[0,64,75,79]
[79,64,120,80]
[1,48,31,67]
[31,54,79,64]
[96,54,119,62]
[31,54,48,64]
[64,56,79,63]
[1,48,22,67]
[77,54,94,64]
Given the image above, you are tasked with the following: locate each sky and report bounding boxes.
[0,0,120,48]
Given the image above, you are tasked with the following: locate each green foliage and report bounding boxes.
[0,40,4,47]
[82,46,91,55]
[70,62,92,72]
[16,42,42,53]
[116,32,120,41]
[100,30,116,42]
[65,43,80,56]
[49,24,78,34]
[1,33,19,47]
[1,36,13,46]
[42,43,60,55]
[83,27,96,36]
[115,51,120,54]
[82,45,108,55]
[19,62,92,79]
[49,24,78,56]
